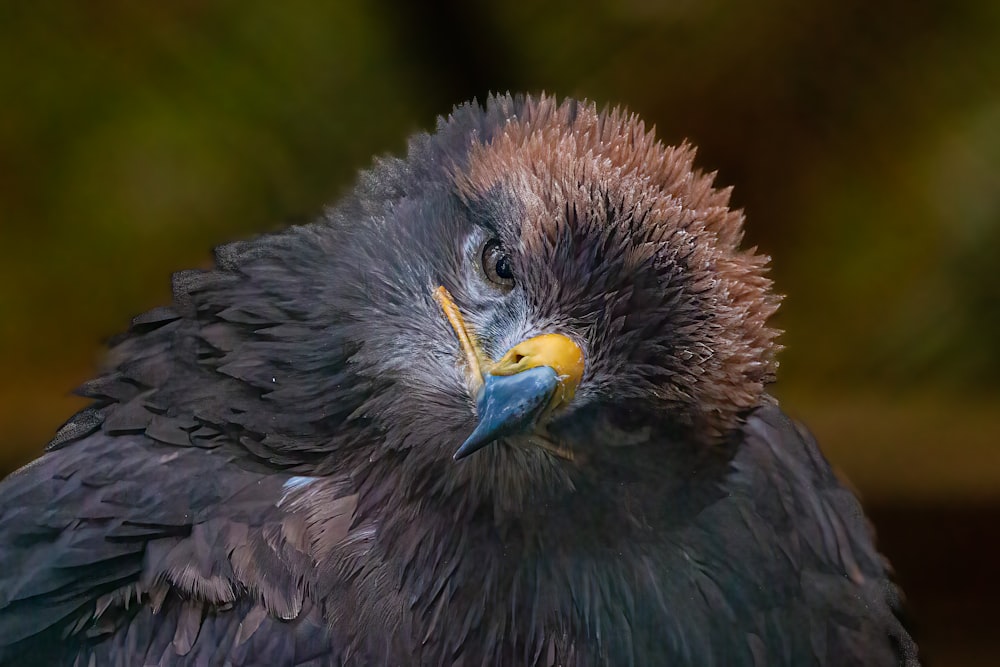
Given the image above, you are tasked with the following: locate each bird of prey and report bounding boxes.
[0,94,918,666]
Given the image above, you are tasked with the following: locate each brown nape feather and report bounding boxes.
[453,95,781,437]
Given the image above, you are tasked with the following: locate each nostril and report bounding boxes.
[511,353,525,364]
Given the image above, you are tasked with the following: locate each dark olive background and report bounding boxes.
[1,2,997,664]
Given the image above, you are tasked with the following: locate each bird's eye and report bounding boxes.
[481,238,515,289]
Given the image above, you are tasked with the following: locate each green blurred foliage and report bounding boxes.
[0,0,998,498]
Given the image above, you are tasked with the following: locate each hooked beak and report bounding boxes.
[434,287,585,461]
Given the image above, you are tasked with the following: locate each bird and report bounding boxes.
[0,94,919,666]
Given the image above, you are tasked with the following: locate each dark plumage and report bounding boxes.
[0,95,918,666]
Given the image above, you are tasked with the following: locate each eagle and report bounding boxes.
[0,95,918,666]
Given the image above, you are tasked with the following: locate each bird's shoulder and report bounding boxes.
[0,238,376,664]
[689,403,919,665]
[0,428,357,666]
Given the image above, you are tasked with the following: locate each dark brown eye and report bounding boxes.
[481,238,515,289]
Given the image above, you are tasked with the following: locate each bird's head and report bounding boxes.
[176,95,779,520]
[303,94,782,517]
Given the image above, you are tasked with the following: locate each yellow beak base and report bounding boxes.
[489,333,585,411]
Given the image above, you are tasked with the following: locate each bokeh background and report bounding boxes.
[1,2,997,663]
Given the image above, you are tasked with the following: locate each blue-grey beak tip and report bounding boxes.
[453,366,560,461]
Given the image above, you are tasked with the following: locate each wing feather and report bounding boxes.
[0,430,356,665]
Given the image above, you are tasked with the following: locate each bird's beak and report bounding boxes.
[434,287,585,461]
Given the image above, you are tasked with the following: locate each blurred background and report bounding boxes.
[0,1,997,663]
